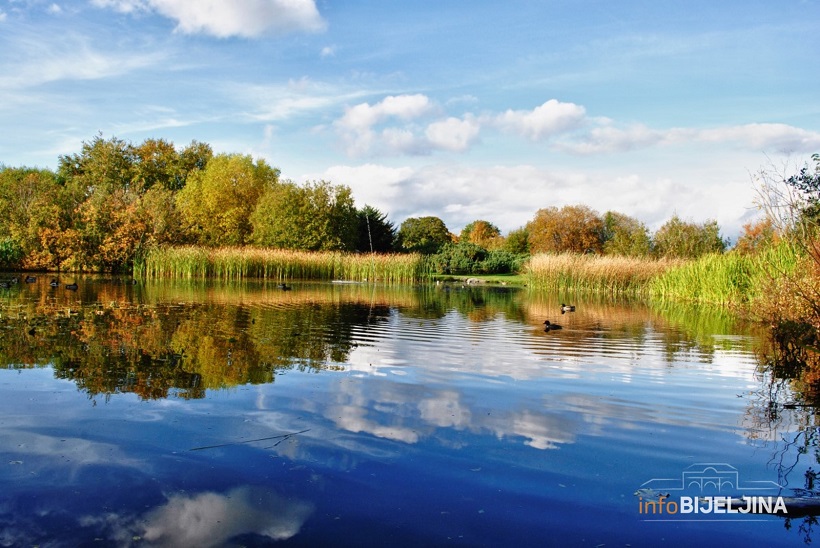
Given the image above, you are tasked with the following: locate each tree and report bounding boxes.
[0,166,64,268]
[460,220,502,249]
[251,180,358,251]
[502,227,529,254]
[602,211,651,257]
[652,215,726,259]
[734,218,780,255]
[356,205,396,252]
[397,216,452,254]
[526,204,605,254]
[177,154,279,246]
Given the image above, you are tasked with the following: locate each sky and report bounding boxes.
[1,0,819,241]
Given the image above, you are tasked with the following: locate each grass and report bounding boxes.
[135,246,431,284]
[524,242,804,307]
[647,242,801,305]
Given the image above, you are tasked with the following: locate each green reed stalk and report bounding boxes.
[138,246,429,284]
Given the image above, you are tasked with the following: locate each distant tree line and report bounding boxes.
[0,134,743,273]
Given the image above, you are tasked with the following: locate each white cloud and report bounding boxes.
[47,3,62,14]
[320,45,335,58]
[425,115,480,152]
[695,123,820,153]
[314,161,756,238]
[93,0,326,37]
[494,99,586,140]
[335,94,434,155]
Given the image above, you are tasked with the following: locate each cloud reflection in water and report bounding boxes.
[139,486,313,547]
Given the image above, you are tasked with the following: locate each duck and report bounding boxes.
[0,280,10,289]
[277,283,292,291]
[65,282,78,291]
[544,320,562,331]
[24,275,36,283]
[9,276,18,284]
[561,303,575,313]
[49,279,59,287]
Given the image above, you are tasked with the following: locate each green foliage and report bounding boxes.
[785,153,820,219]
[177,153,279,247]
[252,180,358,251]
[652,215,727,259]
[397,216,451,254]
[502,227,530,254]
[431,242,488,274]
[356,205,396,252]
[0,237,23,268]
[603,211,652,257]
[430,242,527,274]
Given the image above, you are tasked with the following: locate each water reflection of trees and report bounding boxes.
[0,279,395,400]
[0,277,761,402]
[744,326,820,544]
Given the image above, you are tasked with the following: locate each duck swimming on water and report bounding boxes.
[561,303,575,313]
[543,320,562,331]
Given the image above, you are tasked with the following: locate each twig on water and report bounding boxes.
[188,428,311,451]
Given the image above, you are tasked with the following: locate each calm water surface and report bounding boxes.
[0,277,816,547]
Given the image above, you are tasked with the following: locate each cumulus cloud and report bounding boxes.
[335,94,434,156]
[425,115,480,152]
[494,99,586,140]
[93,0,325,37]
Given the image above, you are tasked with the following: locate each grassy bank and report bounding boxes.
[135,246,430,284]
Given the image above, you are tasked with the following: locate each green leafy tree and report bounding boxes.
[251,180,358,251]
[356,205,396,252]
[177,154,279,246]
[652,215,727,259]
[57,134,142,270]
[602,211,652,257]
[397,216,452,254]
[502,227,530,254]
[526,204,605,254]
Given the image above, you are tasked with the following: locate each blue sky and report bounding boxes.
[2,0,819,239]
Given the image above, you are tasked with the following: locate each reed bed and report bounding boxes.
[648,242,801,305]
[524,253,681,295]
[135,246,430,284]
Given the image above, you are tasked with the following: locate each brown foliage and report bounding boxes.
[526,204,605,254]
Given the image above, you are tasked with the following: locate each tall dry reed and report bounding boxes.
[524,253,680,295]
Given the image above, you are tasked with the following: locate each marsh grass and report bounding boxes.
[525,253,680,295]
[525,244,802,306]
[648,242,801,305]
[135,246,430,284]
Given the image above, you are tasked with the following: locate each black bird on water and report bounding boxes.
[278,283,292,291]
[544,320,562,331]
[25,275,36,283]
[50,279,59,287]
[65,282,78,291]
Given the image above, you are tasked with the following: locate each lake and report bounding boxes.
[0,277,816,547]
